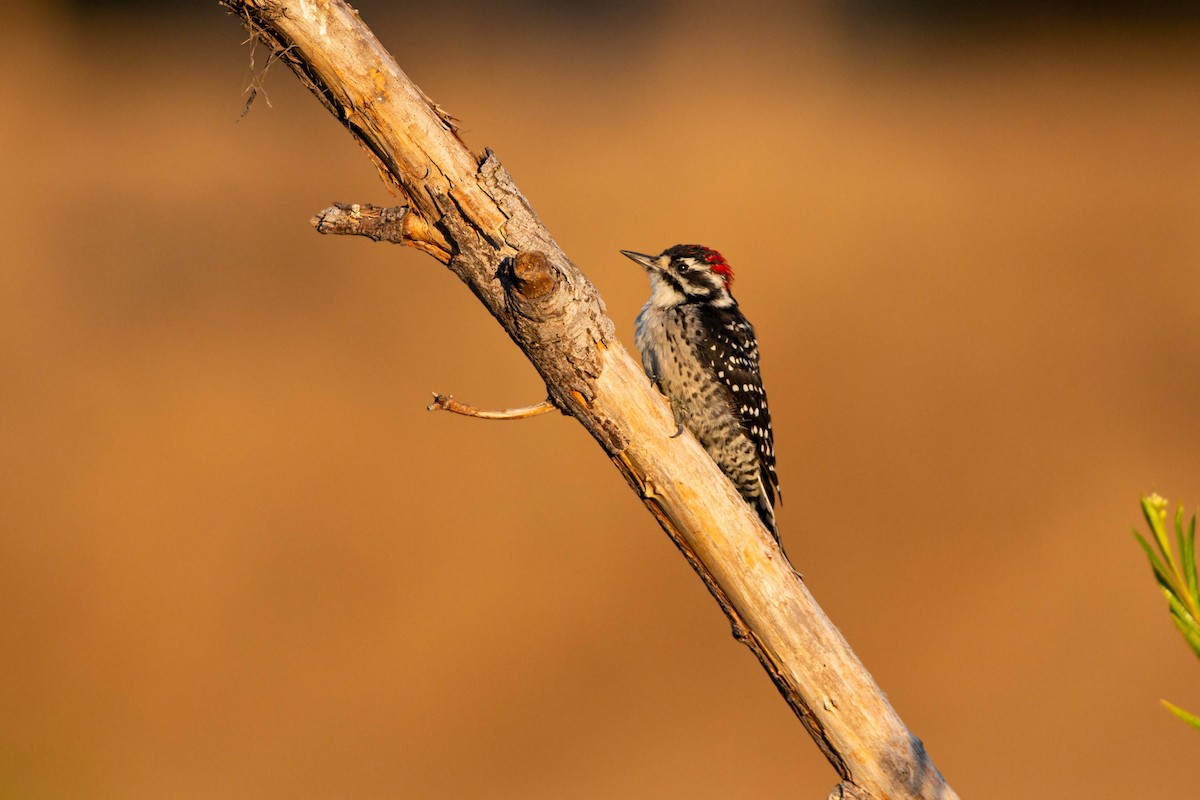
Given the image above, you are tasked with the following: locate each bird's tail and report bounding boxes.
[756,494,781,545]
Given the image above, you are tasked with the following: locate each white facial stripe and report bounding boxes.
[649,273,687,309]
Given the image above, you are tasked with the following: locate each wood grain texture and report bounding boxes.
[219,2,959,797]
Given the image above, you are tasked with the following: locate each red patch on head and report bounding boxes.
[702,248,734,288]
[665,244,736,289]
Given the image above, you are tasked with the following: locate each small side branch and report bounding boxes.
[311,202,451,263]
[428,394,556,420]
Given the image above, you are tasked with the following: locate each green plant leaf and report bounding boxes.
[1135,531,1182,598]
[1183,512,1198,606]
[1162,699,1200,730]
[1143,495,1173,566]
[1137,496,1200,717]
[1133,529,1164,573]
[1169,614,1200,661]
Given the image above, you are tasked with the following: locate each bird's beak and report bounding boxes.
[620,250,658,271]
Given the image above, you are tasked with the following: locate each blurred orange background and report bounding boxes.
[3,1,1199,797]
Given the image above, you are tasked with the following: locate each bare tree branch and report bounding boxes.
[427,394,556,420]
[311,202,449,261]
[217,2,959,798]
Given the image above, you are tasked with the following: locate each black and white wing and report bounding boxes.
[698,306,781,513]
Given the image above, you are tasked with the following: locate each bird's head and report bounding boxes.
[621,244,735,309]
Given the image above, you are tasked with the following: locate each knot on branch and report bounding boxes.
[510,251,556,300]
[501,250,566,321]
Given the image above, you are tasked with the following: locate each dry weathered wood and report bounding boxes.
[311,202,443,254]
[427,393,556,420]
[219,2,959,798]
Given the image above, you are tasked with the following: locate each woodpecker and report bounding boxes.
[622,244,781,542]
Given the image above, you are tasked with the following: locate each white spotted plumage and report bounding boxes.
[622,244,781,542]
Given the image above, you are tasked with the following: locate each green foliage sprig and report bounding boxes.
[1134,494,1200,730]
